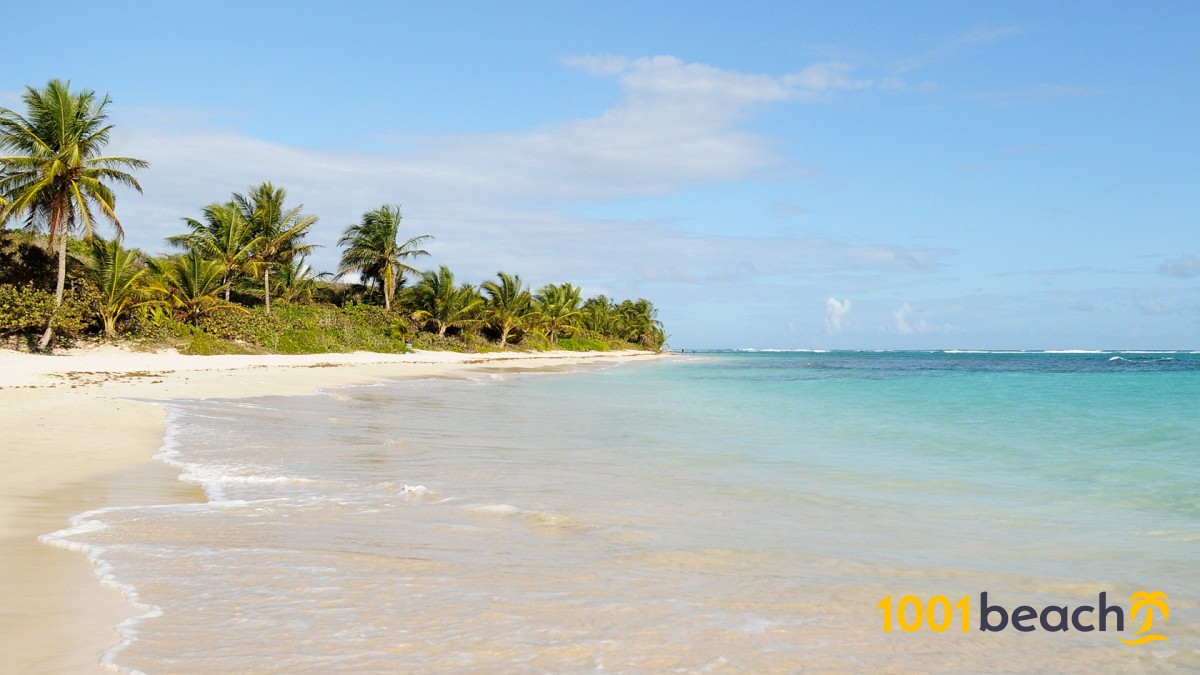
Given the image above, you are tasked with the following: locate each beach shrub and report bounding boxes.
[0,232,60,287]
[556,337,610,352]
[0,283,94,338]
[182,330,257,355]
[198,305,276,343]
[189,302,406,354]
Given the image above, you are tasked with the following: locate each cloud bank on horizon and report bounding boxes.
[2,3,1197,349]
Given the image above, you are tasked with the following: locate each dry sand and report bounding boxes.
[0,344,662,673]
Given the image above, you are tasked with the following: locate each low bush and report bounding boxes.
[0,283,95,339]
[556,337,610,352]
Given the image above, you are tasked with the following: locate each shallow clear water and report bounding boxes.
[50,352,1200,672]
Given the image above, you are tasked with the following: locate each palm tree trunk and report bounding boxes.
[36,233,69,352]
[264,267,271,315]
[383,265,393,312]
[500,325,510,347]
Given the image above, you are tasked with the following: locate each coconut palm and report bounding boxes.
[273,254,327,304]
[84,236,156,337]
[533,283,582,345]
[337,204,431,311]
[580,295,618,335]
[617,298,665,349]
[168,201,261,301]
[232,182,317,315]
[480,271,533,347]
[148,252,237,325]
[0,79,147,350]
[410,265,484,337]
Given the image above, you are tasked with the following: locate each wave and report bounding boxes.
[40,505,170,675]
[466,503,591,531]
[733,348,830,353]
[1042,349,1109,354]
[942,350,1035,354]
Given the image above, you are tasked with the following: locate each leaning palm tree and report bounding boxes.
[533,282,582,345]
[0,79,147,350]
[148,252,236,325]
[232,182,317,315]
[481,271,533,347]
[168,201,261,301]
[337,204,431,311]
[410,265,484,337]
[84,236,157,337]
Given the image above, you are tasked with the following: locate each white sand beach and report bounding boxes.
[0,345,662,673]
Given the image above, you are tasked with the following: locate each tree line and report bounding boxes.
[0,79,665,353]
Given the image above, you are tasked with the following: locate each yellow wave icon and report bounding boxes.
[1121,591,1169,645]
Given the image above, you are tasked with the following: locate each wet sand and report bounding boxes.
[0,346,661,672]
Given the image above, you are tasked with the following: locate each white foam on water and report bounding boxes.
[468,503,521,516]
[1042,349,1109,354]
[40,355,1200,672]
[41,505,166,675]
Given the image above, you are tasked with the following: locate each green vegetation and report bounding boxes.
[337,204,429,312]
[0,79,666,354]
[84,236,154,337]
[481,271,534,347]
[0,79,148,350]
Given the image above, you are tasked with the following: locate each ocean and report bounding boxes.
[48,351,1200,672]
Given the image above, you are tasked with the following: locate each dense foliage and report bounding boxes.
[0,79,147,350]
[0,80,666,353]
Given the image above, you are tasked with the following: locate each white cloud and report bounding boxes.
[66,53,959,349]
[117,54,864,231]
[565,55,868,105]
[892,303,951,335]
[107,124,947,294]
[104,54,936,284]
[893,303,916,335]
[825,297,852,335]
[1159,254,1200,278]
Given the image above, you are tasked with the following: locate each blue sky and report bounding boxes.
[4,1,1198,349]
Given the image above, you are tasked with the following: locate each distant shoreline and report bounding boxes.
[0,345,663,672]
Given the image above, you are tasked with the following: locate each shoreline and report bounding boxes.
[0,345,663,672]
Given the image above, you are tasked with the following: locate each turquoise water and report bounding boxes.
[49,351,1200,672]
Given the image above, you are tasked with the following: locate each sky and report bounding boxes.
[3,1,1198,349]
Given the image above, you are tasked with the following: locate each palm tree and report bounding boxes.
[533,283,582,345]
[84,236,156,337]
[337,204,431,311]
[410,265,484,337]
[148,252,237,325]
[480,271,533,347]
[232,182,317,315]
[0,79,147,350]
[168,201,261,301]
[580,295,618,335]
[273,253,327,304]
[617,298,666,349]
